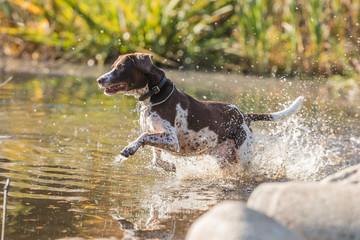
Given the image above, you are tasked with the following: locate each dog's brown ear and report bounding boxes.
[133,53,153,73]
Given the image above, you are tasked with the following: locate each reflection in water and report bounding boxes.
[0,72,359,239]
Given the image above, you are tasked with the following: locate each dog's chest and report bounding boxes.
[140,110,173,133]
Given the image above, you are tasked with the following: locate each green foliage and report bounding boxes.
[1,0,359,77]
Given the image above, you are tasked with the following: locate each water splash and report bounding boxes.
[250,116,341,181]
[160,115,342,181]
[114,154,128,163]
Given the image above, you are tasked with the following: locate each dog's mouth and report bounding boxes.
[104,83,127,95]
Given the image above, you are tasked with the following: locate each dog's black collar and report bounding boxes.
[139,76,167,101]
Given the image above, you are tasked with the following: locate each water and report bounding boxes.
[0,71,359,239]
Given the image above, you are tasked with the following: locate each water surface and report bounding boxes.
[0,71,359,239]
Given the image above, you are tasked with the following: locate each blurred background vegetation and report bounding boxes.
[0,0,359,78]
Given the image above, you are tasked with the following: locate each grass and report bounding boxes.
[0,0,359,78]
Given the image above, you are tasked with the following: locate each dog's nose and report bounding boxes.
[97,77,105,85]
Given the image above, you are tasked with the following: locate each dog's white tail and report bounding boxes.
[247,96,304,122]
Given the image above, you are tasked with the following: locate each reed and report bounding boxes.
[1,0,359,77]
[1,178,10,240]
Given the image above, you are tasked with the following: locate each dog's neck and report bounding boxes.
[139,65,168,103]
[148,65,166,88]
[127,66,173,108]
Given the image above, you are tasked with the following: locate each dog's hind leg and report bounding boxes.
[209,139,239,168]
[152,148,176,172]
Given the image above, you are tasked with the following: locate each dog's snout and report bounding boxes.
[97,76,105,85]
[97,72,113,86]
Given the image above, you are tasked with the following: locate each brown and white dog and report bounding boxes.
[97,53,303,172]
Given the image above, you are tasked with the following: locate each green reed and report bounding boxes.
[1,0,359,77]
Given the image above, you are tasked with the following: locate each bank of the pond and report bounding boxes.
[2,57,103,79]
[2,0,360,77]
[2,57,360,109]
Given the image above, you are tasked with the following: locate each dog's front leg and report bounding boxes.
[121,132,179,157]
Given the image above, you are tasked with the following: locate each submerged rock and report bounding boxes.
[186,200,304,240]
[247,182,360,240]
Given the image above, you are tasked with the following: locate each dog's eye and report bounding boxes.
[117,64,125,70]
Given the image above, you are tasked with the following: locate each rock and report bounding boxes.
[247,182,360,240]
[56,238,119,240]
[321,164,360,184]
[186,200,304,240]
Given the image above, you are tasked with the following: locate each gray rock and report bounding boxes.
[321,164,360,184]
[186,200,304,240]
[247,182,360,240]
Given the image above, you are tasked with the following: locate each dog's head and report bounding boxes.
[97,53,158,96]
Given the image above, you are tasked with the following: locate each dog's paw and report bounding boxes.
[120,148,133,158]
[120,149,130,158]
[121,143,140,157]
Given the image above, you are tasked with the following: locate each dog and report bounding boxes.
[97,53,303,172]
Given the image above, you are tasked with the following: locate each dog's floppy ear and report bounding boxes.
[133,53,153,73]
